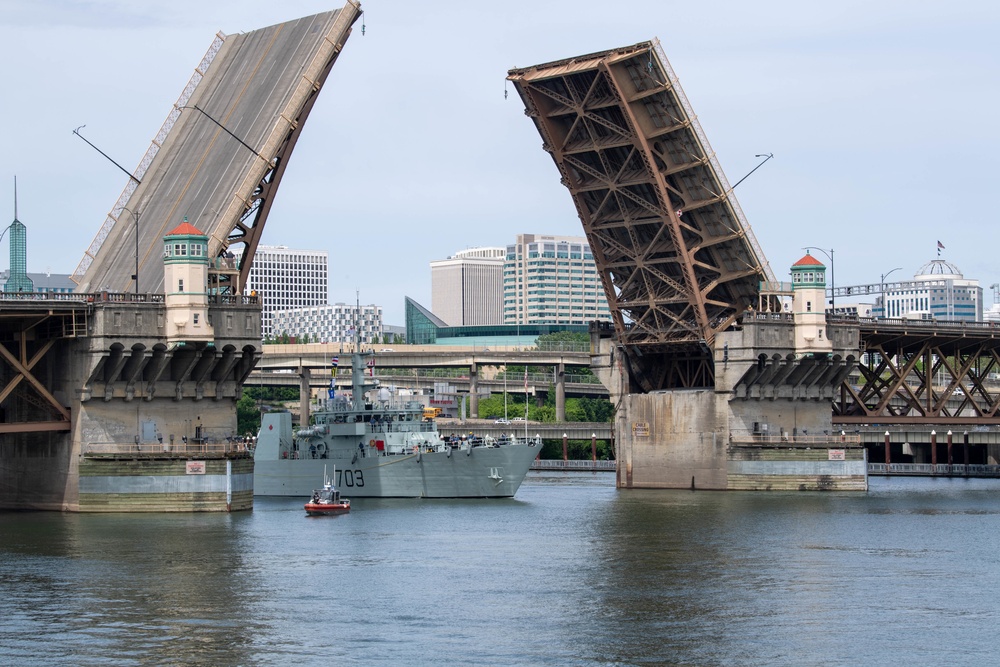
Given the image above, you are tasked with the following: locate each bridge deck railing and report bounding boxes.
[83,441,252,457]
[730,434,862,447]
[869,463,1000,476]
[531,459,616,471]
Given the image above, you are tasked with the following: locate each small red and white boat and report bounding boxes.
[304,470,350,515]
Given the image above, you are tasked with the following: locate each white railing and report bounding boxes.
[83,441,252,456]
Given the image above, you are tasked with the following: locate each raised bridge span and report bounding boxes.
[72,2,362,296]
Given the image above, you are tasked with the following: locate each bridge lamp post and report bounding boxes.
[803,246,834,313]
[122,206,140,294]
[880,267,902,318]
[177,105,272,164]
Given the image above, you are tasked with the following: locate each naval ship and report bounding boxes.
[253,346,540,497]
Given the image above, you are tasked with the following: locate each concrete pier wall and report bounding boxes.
[79,457,253,512]
[0,298,261,511]
[600,317,865,491]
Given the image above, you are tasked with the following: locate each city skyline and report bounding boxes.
[2,0,998,324]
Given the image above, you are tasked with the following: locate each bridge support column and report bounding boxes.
[469,363,478,419]
[299,366,311,427]
[555,362,565,421]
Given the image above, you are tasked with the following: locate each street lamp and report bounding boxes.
[880,267,902,318]
[177,105,272,164]
[802,246,834,312]
[121,206,140,295]
[731,153,774,190]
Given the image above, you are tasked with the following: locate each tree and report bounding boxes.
[237,392,261,436]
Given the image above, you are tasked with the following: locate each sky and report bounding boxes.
[1,0,999,324]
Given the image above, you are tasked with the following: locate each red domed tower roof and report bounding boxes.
[792,252,824,268]
[166,219,206,237]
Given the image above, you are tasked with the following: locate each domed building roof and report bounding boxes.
[791,252,825,268]
[915,259,963,280]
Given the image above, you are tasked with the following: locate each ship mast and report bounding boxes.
[350,290,373,411]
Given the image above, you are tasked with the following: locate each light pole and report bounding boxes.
[177,105,272,164]
[731,153,774,190]
[879,267,902,318]
[803,246,834,313]
[122,206,140,295]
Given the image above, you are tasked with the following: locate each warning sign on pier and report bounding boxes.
[632,422,650,437]
[827,449,845,461]
[186,461,207,475]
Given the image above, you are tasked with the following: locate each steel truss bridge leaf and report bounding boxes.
[508,40,774,391]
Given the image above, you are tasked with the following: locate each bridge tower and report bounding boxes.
[509,41,865,490]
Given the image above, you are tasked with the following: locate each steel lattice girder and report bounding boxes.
[834,319,1000,425]
[508,40,774,355]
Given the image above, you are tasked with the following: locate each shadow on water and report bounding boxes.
[0,511,260,666]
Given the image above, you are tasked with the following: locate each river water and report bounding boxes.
[1,473,998,666]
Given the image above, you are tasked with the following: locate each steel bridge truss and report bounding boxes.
[835,319,1000,425]
[508,41,774,391]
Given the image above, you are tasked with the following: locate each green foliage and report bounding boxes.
[536,331,588,344]
[477,392,613,424]
[237,392,261,436]
[245,386,299,402]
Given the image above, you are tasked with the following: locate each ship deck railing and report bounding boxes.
[83,441,253,458]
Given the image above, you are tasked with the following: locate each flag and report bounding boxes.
[331,356,339,367]
[329,378,335,390]
[937,241,945,249]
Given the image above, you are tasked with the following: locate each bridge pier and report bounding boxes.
[595,317,866,491]
[555,362,565,421]
[469,363,479,419]
[299,366,311,427]
[0,297,261,511]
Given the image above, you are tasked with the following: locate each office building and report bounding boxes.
[504,234,611,325]
[272,303,383,344]
[238,245,328,337]
[880,259,982,321]
[430,247,504,326]
[0,270,74,294]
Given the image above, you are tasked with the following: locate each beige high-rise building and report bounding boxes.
[504,234,611,325]
[430,247,504,326]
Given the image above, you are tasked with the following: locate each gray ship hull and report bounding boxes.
[253,411,539,498]
[254,444,538,498]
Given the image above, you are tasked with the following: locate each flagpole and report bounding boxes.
[524,365,529,441]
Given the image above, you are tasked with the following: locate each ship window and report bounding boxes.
[194,313,200,325]
[178,279,184,292]
[806,301,812,312]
